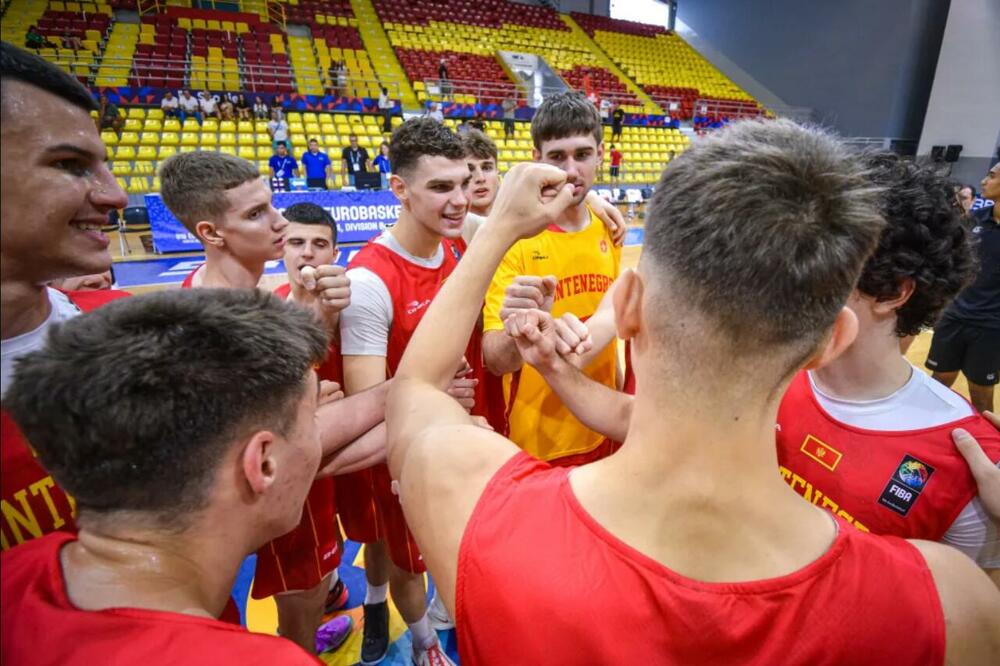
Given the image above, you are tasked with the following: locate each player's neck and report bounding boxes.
[552,199,590,233]
[0,275,51,340]
[391,213,443,259]
[812,327,912,401]
[63,520,247,620]
[469,202,491,217]
[572,383,837,581]
[200,248,264,289]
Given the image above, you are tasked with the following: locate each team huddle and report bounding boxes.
[1,41,999,666]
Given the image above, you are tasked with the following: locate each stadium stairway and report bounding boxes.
[350,0,418,109]
[560,13,660,115]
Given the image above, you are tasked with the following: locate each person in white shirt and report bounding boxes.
[252,96,269,120]
[267,107,289,152]
[178,89,202,125]
[425,102,443,122]
[160,91,179,117]
[378,86,393,133]
[200,89,219,119]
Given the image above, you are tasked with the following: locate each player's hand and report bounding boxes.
[318,380,344,406]
[300,265,351,314]
[486,162,575,242]
[505,309,586,373]
[588,191,626,247]
[952,410,1000,524]
[499,275,557,320]
[446,360,478,412]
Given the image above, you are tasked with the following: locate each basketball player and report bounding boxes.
[386,123,1000,662]
[775,153,1000,585]
[339,118,480,666]
[481,91,622,466]
[159,153,390,653]
[1,41,129,552]
[1,290,327,664]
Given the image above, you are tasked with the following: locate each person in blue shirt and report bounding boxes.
[372,141,391,190]
[300,138,332,190]
[268,142,299,189]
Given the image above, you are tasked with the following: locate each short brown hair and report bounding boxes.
[643,119,884,377]
[159,151,260,232]
[531,91,602,149]
[389,117,466,178]
[463,129,497,162]
[4,289,327,526]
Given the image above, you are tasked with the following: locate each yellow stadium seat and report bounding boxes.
[144,119,162,132]
[123,118,142,131]
[111,161,132,176]
[218,146,237,156]
[128,177,148,194]
[118,132,139,146]
[160,133,179,146]
[126,108,145,119]
[115,145,136,159]
[151,176,161,192]
[238,146,257,160]
[139,132,159,145]
[192,19,206,30]
[202,119,219,132]
[158,146,177,160]
[100,130,119,145]
[200,134,218,147]
[207,20,221,31]
[136,145,157,160]
[218,133,236,146]
[163,118,181,132]
[219,120,236,133]
[180,132,199,147]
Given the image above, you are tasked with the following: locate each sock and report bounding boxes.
[408,612,436,651]
[364,582,388,605]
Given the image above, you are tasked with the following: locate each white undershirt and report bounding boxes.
[1,289,81,398]
[339,232,445,357]
[809,366,999,568]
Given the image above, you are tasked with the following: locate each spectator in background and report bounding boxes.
[611,105,624,141]
[160,90,179,117]
[340,134,370,188]
[178,89,202,124]
[25,25,56,49]
[502,97,516,138]
[267,107,289,152]
[456,117,470,136]
[269,141,299,186]
[61,32,82,51]
[253,95,269,120]
[219,96,235,121]
[200,90,219,119]
[609,143,623,186]
[373,140,391,190]
[97,94,123,137]
[378,86,394,133]
[470,113,486,132]
[301,138,332,190]
[438,57,452,100]
[926,163,1000,413]
[956,183,976,216]
[235,93,251,121]
[426,102,443,122]
[599,97,611,123]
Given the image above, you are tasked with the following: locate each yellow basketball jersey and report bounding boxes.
[483,206,621,461]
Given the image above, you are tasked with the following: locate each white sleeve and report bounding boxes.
[940,475,1000,569]
[339,268,393,357]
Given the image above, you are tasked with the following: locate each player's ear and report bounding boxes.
[532,148,541,162]
[389,174,407,203]
[872,277,916,315]
[241,430,278,496]
[804,307,858,370]
[195,220,224,248]
[613,269,643,341]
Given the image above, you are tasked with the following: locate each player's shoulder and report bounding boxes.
[908,539,1000,663]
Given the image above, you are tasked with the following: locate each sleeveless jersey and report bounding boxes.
[1,289,130,551]
[347,235,489,417]
[776,371,1000,539]
[457,453,945,665]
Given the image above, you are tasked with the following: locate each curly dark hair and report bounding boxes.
[389,117,465,178]
[857,152,976,336]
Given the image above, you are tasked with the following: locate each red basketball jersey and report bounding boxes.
[457,453,945,665]
[776,371,1000,540]
[180,265,201,288]
[1,289,130,552]
[0,532,320,665]
[347,236,489,416]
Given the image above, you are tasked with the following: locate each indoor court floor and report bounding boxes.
[114,234,980,665]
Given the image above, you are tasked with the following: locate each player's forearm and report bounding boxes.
[316,423,386,477]
[572,308,617,369]
[540,358,632,441]
[483,329,524,375]
[317,381,388,456]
